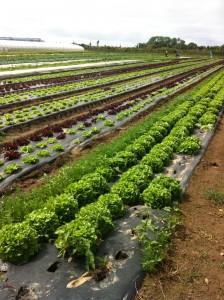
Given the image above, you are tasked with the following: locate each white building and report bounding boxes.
[0,38,84,51]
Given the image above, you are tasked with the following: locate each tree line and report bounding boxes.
[80,36,224,56]
[137,36,223,53]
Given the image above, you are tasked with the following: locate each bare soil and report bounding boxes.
[137,117,224,300]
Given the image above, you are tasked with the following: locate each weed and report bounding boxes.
[204,189,224,205]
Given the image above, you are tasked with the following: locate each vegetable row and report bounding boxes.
[0,60,212,105]
[0,71,223,265]
[0,53,102,66]
[0,59,204,92]
[0,62,149,85]
[0,65,218,131]
[0,70,213,182]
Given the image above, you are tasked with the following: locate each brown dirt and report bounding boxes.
[137,118,224,300]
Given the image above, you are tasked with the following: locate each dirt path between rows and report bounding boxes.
[137,117,224,300]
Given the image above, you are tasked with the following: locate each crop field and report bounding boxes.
[0,51,223,299]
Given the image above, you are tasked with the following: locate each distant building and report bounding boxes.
[0,37,44,42]
[0,37,84,51]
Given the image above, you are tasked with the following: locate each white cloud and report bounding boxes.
[0,0,223,46]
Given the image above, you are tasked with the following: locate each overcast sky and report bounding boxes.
[1,0,223,46]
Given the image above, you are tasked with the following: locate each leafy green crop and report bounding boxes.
[150,145,173,166]
[4,163,21,174]
[47,137,57,144]
[134,134,156,151]
[104,119,114,127]
[66,172,109,207]
[55,219,98,269]
[46,193,78,223]
[151,124,168,137]
[37,149,51,157]
[170,126,189,139]
[20,145,34,154]
[77,202,114,236]
[97,114,106,121]
[142,153,164,173]
[152,175,181,200]
[22,155,39,165]
[112,181,140,205]
[52,144,65,152]
[177,136,201,155]
[82,130,92,139]
[36,141,48,149]
[0,222,39,264]
[108,150,138,172]
[126,143,146,159]
[25,209,59,241]
[91,127,101,134]
[148,128,164,142]
[120,164,153,191]
[95,166,116,181]
[67,128,77,135]
[143,184,172,208]
[98,193,125,219]
[199,112,217,127]
[142,176,181,208]
[55,190,118,269]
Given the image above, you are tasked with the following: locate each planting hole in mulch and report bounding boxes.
[115,250,129,260]
[47,261,60,272]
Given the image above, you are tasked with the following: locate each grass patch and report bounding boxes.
[136,208,179,272]
[186,268,202,283]
[204,188,224,205]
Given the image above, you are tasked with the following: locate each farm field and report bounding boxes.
[0,50,223,300]
[0,51,176,72]
[0,50,149,66]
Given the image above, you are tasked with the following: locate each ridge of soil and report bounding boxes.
[137,117,224,300]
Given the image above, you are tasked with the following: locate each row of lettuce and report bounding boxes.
[0,96,155,181]
[0,63,182,104]
[0,71,223,267]
[1,62,146,85]
[0,52,103,67]
[0,70,171,129]
[0,65,217,132]
[1,59,203,86]
[0,57,109,72]
[0,60,208,104]
[0,75,194,182]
